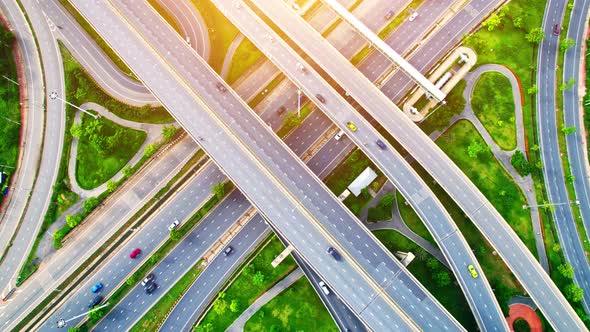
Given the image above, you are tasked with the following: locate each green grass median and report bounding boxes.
[196,236,297,331]
[74,113,146,189]
[244,276,338,332]
[472,72,517,150]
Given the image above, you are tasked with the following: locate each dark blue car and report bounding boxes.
[91,282,103,293]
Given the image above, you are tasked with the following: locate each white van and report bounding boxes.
[318,281,330,295]
[334,130,345,141]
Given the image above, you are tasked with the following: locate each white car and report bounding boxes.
[318,281,330,295]
[409,12,418,21]
[168,218,180,231]
[334,130,345,141]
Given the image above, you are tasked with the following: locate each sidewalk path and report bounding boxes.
[68,102,166,197]
[359,181,449,268]
[226,268,304,331]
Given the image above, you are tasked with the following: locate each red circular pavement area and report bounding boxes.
[506,303,543,331]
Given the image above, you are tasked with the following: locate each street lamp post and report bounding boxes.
[56,302,109,328]
[523,200,580,209]
[49,91,98,119]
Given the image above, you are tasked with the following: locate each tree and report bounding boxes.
[122,165,132,177]
[566,173,576,183]
[527,84,538,95]
[170,228,181,241]
[552,243,561,252]
[252,271,265,285]
[414,247,428,261]
[560,77,576,91]
[83,196,100,214]
[65,214,82,228]
[467,140,487,158]
[512,16,523,28]
[426,257,441,271]
[560,37,576,51]
[282,111,302,129]
[87,307,106,321]
[434,271,451,287]
[70,123,83,138]
[525,27,545,44]
[558,263,575,279]
[360,187,371,199]
[564,283,584,302]
[195,323,215,332]
[561,125,577,135]
[511,150,533,176]
[149,252,161,265]
[162,125,177,142]
[211,182,225,200]
[68,327,82,332]
[380,193,395,208]
[243,264,255,276]
[229,299,240,312]
[213,292,228,315]
[106,180,117,193]
[143,143,158,158]
[482,13,503,31]
[126,274,137,285]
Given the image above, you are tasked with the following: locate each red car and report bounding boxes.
[553,24,561,36]
[130,248,141,259]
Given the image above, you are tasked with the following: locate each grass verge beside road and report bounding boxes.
[61,44,172,123]
[190,0,239,73]
[74,112,146,189]
[374,230,477,330]
[196,236,297,331]
[226,39,264,84]
[244,276,339,332]
[395,192,436,246]
[0,27,20,198]
[471,71,517,150]
[437,120,536,256]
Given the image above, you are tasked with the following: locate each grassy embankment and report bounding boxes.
[471,71,517,150]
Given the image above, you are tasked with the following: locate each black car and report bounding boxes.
[141,273,155,287]
[88,295,103,308]
[315,94,326,104]
[376,139,387,150]
[223,246,234,256]
[327,247,341,260]
[145,282,158,294]
[215,82,227,92]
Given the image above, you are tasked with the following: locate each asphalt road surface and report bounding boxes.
[564,0,590,252]
[0,0,66,311]
[0,0,44,282]
[220,1,505,330]
[268,1,587,329]
[537,0,590,315]
[37,164,226,331]
[69,0,462,329]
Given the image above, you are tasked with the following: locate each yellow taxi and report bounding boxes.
[468,264,478,278]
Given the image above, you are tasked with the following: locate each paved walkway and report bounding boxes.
[359,181,449,268]
[220,33,245,79]
[226,268,304,331]
[68,102,166,197]
[505,303,543,332]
